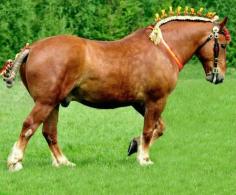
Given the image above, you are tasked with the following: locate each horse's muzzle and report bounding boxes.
[206,73,224,84]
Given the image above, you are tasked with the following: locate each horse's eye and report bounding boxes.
[221,44,227,49]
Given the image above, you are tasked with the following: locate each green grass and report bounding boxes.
[0,64,236,194]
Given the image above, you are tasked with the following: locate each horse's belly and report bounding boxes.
[70,85,142,108]
[77,99,133,109]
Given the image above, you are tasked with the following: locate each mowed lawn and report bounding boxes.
[0,65,236,194]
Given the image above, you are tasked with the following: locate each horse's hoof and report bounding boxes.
[52,160,76,168]
[66,161,76,167]
[138,158,154,166]
[52,160,59,167]
[8,162,23,172]
[128,139,138,156]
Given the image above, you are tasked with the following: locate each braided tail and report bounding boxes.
[0,44,30,88]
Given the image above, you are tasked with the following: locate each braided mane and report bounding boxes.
[154,6,218,24]
[155,15,217,27]
[150,6,219,45]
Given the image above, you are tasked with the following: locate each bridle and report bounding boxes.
[198,24,221,83]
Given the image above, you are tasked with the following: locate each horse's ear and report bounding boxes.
[219,17,228,31]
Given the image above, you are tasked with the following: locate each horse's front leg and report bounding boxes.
[128,118,165,156]
[136,98,166,166]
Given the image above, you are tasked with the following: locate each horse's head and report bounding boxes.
[197,17,230,84]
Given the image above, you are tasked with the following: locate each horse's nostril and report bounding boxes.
[214,76,224,84]
[218,75,224,82]
[206,74,213,82]
[219,78,224,83]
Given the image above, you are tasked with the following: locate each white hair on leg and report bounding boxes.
[24,129,33,139]
[7,142,24,172]
[57,154,76,167]
[137,135,154,166]
[50,152,76,168]
[51,152,59,167]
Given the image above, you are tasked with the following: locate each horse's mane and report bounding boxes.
[156,15,217,27]
[149,6,220,45]
[154,6,218,26]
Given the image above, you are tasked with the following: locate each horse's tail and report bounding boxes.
[0,44,30,88]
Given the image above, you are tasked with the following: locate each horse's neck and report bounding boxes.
[161,21,213,65]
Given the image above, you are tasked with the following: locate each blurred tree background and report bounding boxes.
[0,0,235,67]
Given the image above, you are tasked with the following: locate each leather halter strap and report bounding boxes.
[197,25,220,78]
[147,25,183,71]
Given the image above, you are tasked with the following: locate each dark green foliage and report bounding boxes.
[0,0,235,67]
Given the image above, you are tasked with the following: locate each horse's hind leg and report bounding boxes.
[42,105,75,167]
[7,102,54,171]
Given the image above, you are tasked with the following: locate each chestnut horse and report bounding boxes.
[3,15,230,171]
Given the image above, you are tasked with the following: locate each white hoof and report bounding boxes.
[8,162,23,172]
[65,161,76,167]
[53,160,76,168]
[138,157,154,166]
[52,159,60,167]
[51,153,60,167]
[51,154,76,167]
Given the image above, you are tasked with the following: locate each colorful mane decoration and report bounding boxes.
[150,6,219,45]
